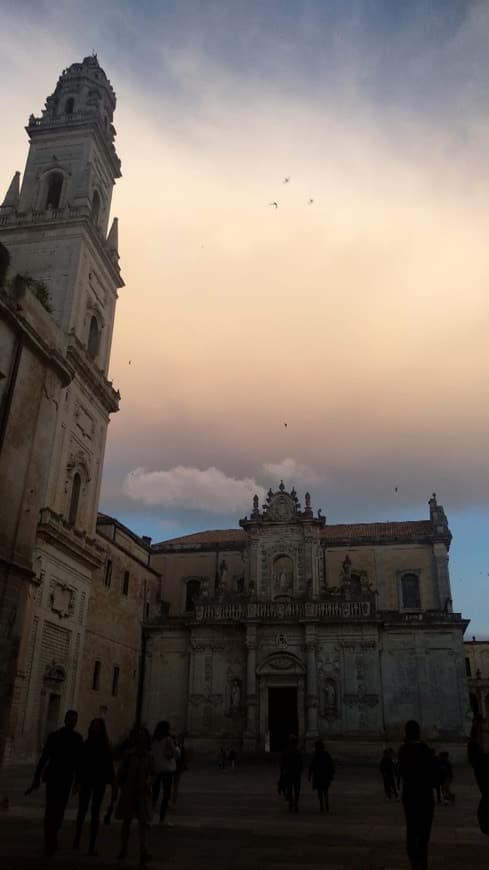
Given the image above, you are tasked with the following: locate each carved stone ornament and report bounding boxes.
[50,583,75,619]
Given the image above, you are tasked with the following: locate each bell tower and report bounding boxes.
[0,57,123,758]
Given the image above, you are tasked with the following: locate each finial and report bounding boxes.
[305,492,311,507]
[1,171,20,210]
[279,480,285,492]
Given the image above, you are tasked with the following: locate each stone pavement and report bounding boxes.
[0,761,487,869]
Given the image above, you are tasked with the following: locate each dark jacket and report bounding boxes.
[380,755,396,779]
[34,726,83,785]
[77,738,115,787]
[468,739,489,797]
[280,747,303,784]
[398,740,437,804]
[309,749,335,789]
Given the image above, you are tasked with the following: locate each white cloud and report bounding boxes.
[262,457,314,484]
[124,466,266,513]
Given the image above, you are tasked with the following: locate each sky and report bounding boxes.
[1,0,488,634]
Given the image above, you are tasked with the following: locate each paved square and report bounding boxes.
[0,760,487,869]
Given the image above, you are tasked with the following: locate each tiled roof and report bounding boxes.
[153,520,433,550]
[321,521,433,541]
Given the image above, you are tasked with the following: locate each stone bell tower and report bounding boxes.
[0,56,123,758]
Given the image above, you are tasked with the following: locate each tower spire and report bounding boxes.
[1,171,20,210]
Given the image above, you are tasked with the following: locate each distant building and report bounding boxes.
[465,638,489,721]
[77,515,161,746]
[144,487,469,753]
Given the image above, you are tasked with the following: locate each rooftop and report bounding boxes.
[152,519,434,551]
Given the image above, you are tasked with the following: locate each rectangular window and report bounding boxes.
[145,601,150,620]
[122,571,129,596]
[92,660,101,691]
[401,573,421,610]
[104,559,112,588]
[465,658,472,677]
[112,666,120,697]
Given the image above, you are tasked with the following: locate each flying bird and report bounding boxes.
[307,198,315,205]
[283,177,290,184]
[269,201,278,209]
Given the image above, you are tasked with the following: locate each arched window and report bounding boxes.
[401,573,421,610]
[87,315,100,359]
[68,473,81,526]
[46,172,64,209]
[185,579,201,612]
[273,555,294,594]
[65,97,75,114]
[91,190,101,225]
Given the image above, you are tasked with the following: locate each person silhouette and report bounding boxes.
[398,720,437,870]
[73,718,114,855]
[28,709,83,856]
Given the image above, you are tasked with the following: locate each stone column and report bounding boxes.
[245,624,257,740]
[305,624,318,739]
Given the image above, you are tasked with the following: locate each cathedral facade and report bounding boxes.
[145,487,469,753]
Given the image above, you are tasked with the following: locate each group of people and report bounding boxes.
[25,710,489,870]
[279,737,335,813]
[379,746,455,805]
[27,711,185,866]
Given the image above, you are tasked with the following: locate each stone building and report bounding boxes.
[0,56,124,761]
[144,486,469,753]
[465,639,489,721]
[0,245,73,764]
[77,514,161,745]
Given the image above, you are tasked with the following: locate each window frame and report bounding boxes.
[92,660,101,691]
[399,571,422,611]
[122,571,130,596]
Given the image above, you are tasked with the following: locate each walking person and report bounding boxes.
[398,720,437,870]
[380,748,398,801]
[468,713,489,835]
[27,709,83,856]
[280,735,303,813]
[73,718,115,855]
[438,751,455,804]
[171,736,187,809]
[114,726,154,866]
[151,721,178,825]
[308,739,335,813]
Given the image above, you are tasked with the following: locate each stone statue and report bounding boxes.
[230,678,241,711]
[342,555,351,578]
[305,492,311,508]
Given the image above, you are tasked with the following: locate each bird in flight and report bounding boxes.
[307,198,314,205]
[283,177,290,184]
[269,201,278,209]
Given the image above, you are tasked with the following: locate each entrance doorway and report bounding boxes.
[268,687,298,751]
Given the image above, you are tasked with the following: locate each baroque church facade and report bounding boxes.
[145,486,469,753]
